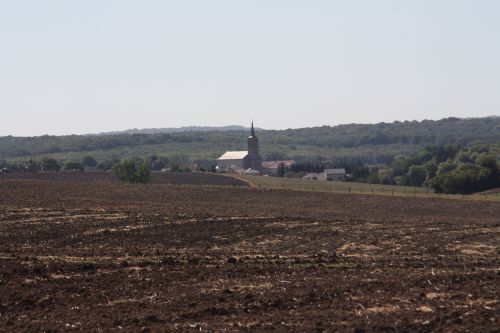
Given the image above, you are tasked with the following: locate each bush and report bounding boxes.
[430,164,496,194]
[407,165,427,187]
[151,159,166,171]
[97,160,116,171]
[170,163,191,172]
[81,156,98,168]
[114,159,151,183]
[41,157,61,172]
[366,173,381,184]
[63,161,84,172]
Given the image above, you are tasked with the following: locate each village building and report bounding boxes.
[217,122,262,173]
[261,160,295,176]
[303,172,326,181]
[324,168,348,181]
[303,168,348,181]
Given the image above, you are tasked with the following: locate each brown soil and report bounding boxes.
[0,171,248,187]
[0,174,499,332]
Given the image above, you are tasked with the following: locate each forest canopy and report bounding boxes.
[1,117,499,165]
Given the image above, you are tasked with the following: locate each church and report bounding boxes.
[216,122,262,173]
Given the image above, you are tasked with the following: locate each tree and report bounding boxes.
[436,159,457,175]
[407,165,427,187]
[378,168,393,185]
[430,164,495,194]
[422,160,438,180]
[114,159,151,183]
[390,157,408,177]
[366,173,381,184]
[151,159,166,171]
[81,156,97,168]
[277,162,286,177]
[476,154,498,175]
[476,154,500,188]
[63,161,85,172]
[97,160,116,171]
[41,157,60,172]
[441,165,482,194]
[15,159,41,173]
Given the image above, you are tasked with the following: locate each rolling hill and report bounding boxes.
[1,117,499,164]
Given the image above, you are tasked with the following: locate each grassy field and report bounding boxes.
[233,174,500,201]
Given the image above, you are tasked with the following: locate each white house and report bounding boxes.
[324,168,347,181]
[303,168,348,181]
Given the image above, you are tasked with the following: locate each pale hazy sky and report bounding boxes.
[1,1,499,136]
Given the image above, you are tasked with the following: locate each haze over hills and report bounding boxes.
[0,117,499,165]
[95,125,261,136]
[81,116,499,136]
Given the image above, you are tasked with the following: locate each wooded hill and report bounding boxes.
[1,117,499,165]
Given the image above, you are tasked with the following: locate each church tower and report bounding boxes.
[247,122,262,170]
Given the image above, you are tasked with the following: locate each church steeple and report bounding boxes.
[247,121,262,170]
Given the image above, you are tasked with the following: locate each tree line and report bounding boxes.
[268,143,500,194]
[0,151,222,181]
[340,144,500,194]
[1,117,499,165]
[1,144,498,194]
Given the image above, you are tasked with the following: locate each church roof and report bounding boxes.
[217,151,248,160]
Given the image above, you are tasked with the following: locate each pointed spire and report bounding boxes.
[251,121,255,137]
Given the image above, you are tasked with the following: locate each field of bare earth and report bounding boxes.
[0,173,499,332]
[0,171,248,187]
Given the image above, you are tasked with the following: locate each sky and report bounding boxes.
[0,1,499,136]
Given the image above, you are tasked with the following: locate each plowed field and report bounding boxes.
[0,174,499,332]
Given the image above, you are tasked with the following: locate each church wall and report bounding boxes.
[217,157,247,170]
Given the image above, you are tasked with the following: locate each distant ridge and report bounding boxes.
[0,117,498,164]
[95,125,262,136]
[89,116,498,136]
[463,115,500,120]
